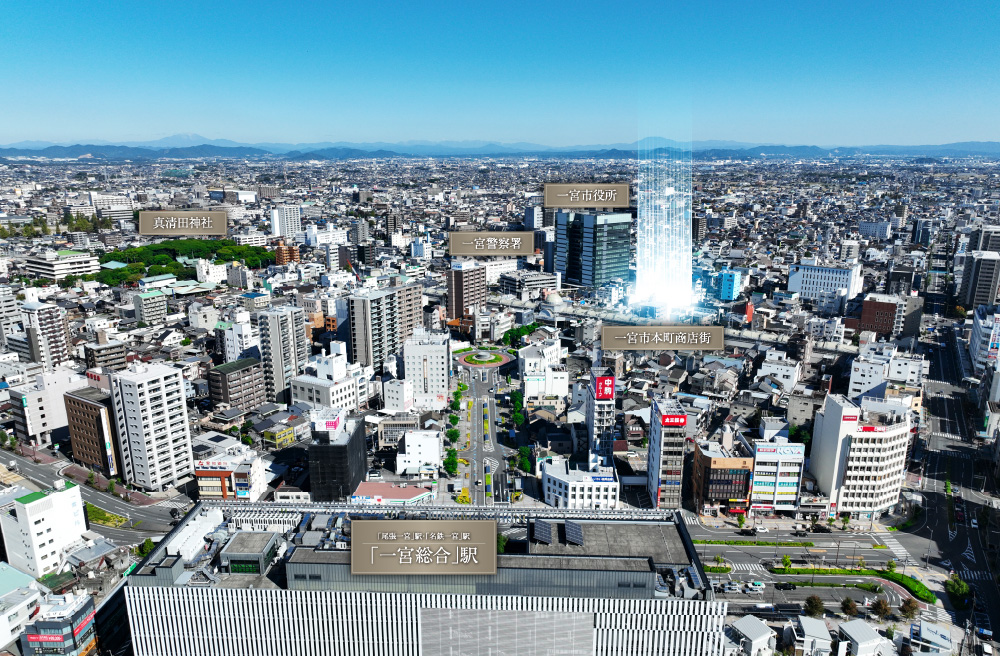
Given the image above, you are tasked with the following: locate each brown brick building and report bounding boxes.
[64,387,120,479]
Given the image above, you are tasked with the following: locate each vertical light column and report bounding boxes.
[635,137,693,318]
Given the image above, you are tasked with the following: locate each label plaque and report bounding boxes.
[449,231,535,256]
[544,183,630,208]
[351,519,497,575]
[601,325,725,350]
[138,210,228,236]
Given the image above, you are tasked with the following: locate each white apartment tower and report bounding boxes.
[0,482,86,578]
[586,368,617,464]
[270,205,302,238]
[21,301,70,369]
[403,328,450,411]
[110,363,194,492]
[258,306,309,403]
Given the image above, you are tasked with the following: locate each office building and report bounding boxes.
[24,250,100,281]
[0,482,85,578]
[10,371,88,448]
[124,506,725,656]
[692,214,707,241]
[554,211,630,288]
[275,240,300,265]
[20,593,97,656]
[376,413,419,450]
[647,395,688,510]
[0,286,22,338]
[308,410,366,502]
[737,434,805,517]
[858,293,921,338]
[787,259,863,315]
[959,251,1000,309]
[810,394,912,519]
[395,430,442,478]
[847,341,928,399]
[133,291,167,326]
[970,304,1000,374]
[84,339,127,372]
[719,269,742,302]
[195,258,227,284]
[348,284,421,372]
[110,363,193,492]
[524,206,544,230]
[540,455,619,510]
[403,328,450,411]
[258,306,310,403]
[446,260,486,320]
[291,349,372,412]
[969,225,1000,252]
[208,358,266,411]
[192,432,268,502]
[221,313,260,362]
[857,220,891,240]
[270,205,302,238]
[691,441,752,515]
[64,387,120,479]
[497,270,560,297]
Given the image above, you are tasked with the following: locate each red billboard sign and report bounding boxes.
[842,415,858,421]
[858,426,886,433]
[73,609,96,637]
[593,376,615,400]
[661,414,687,427]
[26,634,64,643]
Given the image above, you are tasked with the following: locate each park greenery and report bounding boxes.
[769,567,936,603]
[501,322,539,346]
[443,449,459,477]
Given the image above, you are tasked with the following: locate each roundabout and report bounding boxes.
[459,350,513,368]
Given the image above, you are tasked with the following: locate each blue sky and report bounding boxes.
[2,0,999,146]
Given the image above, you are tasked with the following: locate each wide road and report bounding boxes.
[6,450,174,527]
[466,365,510,507]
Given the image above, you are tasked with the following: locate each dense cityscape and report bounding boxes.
[0,150,993,655]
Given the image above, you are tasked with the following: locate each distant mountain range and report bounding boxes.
[2,135,1000,160]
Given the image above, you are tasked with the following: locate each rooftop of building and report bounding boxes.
[211,358,261,375]
[65,386,112,403]
[16,481,77,505]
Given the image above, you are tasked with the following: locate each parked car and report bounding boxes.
[971,518,979,529]
[745,581,766,591]
[724,583,741,594]
[775,583,796,591]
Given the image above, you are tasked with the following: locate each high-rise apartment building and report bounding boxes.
[270,205,301,238]
[348,283,421,372]
[10,371,88,448]
[64,387,120,479]
[16,301,70,369]
[110,363,193,492]
[308,411,366,502]
[83,339,127,371]
[647,395,688,510]
[586,368,617,464]
[0,482,85,578]
[446,260,486,320]
[719,269,742,301]
[208,358,266,411]
[969,225,1000,252]
[554,212,630,288]
[403,328,450,410]
[257,306,310,403]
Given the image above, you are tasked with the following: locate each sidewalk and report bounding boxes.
[697,514,892,535]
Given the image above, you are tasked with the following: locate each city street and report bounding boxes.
[459,363,512,507]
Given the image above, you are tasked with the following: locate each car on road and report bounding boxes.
[745,581,766,591]
[971,518,979,529]
[956,511,965,522]
[739,528,756,536]
[774,583,796,591]
[811,525,832,533]
[723,583,741,594]
[753,525,769,533]
[475,480,482,486]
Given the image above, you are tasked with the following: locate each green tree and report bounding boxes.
[448,414,459,427]
[737,514,746,529]
[886,559,896,573]
[945,575,970,598]
[137,538,156,557]
[106,480,116,495]
[804,595,825,618]
[136,322,148,328]
[788,424,811,446]
[512,412,524,426]
[450,399,461,412]
[827,516,836,527]
[782,554,792,569]
[841,514,851,530]
[810,515,819,530]
[445,429,460,443]
[87,470,96,487]
[899,598,919,620]
[714,554,724,565]
[443,449,459,476]
[871,598,892,621]
[21,225,35,239]
[180,338,192,346]
[885,625,895,640]
[857,557,866,570]
[841,597,858,617]
[497,533,509,554]
[59,275,79,289]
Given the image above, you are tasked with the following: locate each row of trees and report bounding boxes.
[803,594,918,621]
[99,239,275,270]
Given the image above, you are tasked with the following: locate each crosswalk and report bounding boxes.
[923,607,957,625]
[959,569,992,580]
[730,563,768,573]
[881,536,910,563]
[683,515,700,526]
[155,498,190,510]
[932,432,964,441]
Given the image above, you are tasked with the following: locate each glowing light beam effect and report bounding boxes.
[634,137,693,319]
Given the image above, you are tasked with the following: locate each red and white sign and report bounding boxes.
[858,426,887,433]
[593,375,615,400]
[73,609,96,637]
[324,417,341,432]
[26,634,64,643]
[842,415,858,421]
[661,414,687,427]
